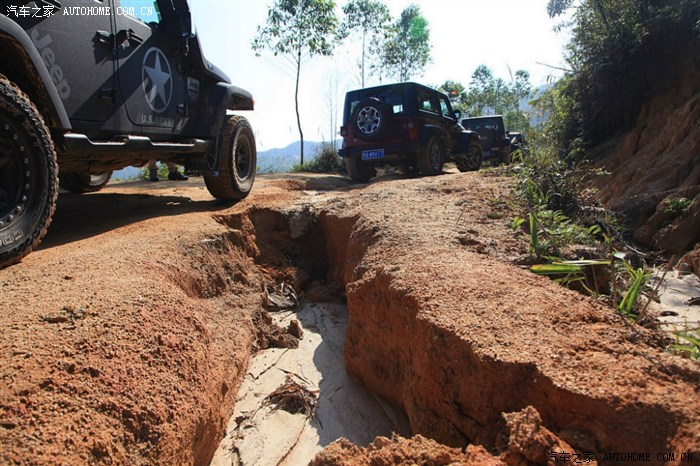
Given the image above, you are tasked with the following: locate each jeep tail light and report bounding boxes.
[340,126,347,137]
[406,121,419,141]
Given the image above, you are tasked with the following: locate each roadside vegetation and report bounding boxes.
[489,0,700,360]
[504,146,699,360]
[290,142,345,174]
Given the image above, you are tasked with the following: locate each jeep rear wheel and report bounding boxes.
[418,137,444,176]
[457,141,483,172]
[0,75,58,269]
[352,98,390,142]
[346,157,376,183]
[204,116,256,201]
[59,171,112,193]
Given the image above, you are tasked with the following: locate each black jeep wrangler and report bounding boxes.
[339,82,483,182]
[460,115,512,166]
[0,0,257,268]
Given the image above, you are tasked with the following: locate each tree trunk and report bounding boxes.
[361,33,366,88]
[294,52,304,165]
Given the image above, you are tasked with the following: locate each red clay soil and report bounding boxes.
[0,177,300,465]
[1,170,699,465]
[314,172,700,462]
[311,406,585,466]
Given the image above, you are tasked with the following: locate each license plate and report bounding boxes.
[361,149,384,160]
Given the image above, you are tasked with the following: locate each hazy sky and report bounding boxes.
[187,0,570,151]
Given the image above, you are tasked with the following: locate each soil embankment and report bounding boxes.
[592,43,700,259]
[1,171,698,465]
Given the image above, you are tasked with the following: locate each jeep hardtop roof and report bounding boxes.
[461,115,505,126]
[345,81,443,97]
[343,82,450,122]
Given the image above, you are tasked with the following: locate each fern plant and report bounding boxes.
[617,262,653,319]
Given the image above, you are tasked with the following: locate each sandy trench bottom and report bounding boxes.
[210,302,411,466]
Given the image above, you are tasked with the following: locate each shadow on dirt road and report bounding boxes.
[39,184,232,251]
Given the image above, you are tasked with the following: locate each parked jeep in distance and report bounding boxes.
[0,0,257,268]
[507,131,528,156]
[339,82,483,182]
[460,115,512,166]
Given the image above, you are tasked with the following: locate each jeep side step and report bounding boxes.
[62,133,212,156]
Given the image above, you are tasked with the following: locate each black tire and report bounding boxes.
[351,97,391,142]
[0,75,58,268]
[417,136,444,176]
[59,171,112,193]
[345,156,375,183]
[204,116,256,200]
[457,141,483,172]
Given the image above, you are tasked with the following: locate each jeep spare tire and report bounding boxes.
[59,171,113,193]
[0,75,58,268]
[204,115,256,201]
[352,97,391,142]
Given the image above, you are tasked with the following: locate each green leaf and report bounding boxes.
[550,259,609,267]
[530,263,583,274]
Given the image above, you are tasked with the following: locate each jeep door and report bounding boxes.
[437,95,462,153]
[6,0,116,123]
[113,0,198,136]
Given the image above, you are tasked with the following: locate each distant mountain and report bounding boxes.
[108,140,338,181]
[112,166,143,181]
[257,140,339,173]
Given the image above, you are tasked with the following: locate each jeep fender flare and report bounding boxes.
[196,83,254,139]
[0,16,71,129]
[196,83,254,173]
[227,85,254,111]
[420,124,444,147]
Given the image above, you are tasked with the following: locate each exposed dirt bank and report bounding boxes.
[0,177,303,465]
[592,43,700,259]
[313,173,700,461]
[311,406,585,466]
[1,170,698,465]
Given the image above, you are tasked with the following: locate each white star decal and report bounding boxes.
[142,47,172,113]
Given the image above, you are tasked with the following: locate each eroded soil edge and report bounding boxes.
[221,195,700,462]
[2,173,698,465]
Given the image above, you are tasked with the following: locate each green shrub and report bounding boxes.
[512,147,601,216]
[291,142,344,173]
[664,197,692,216]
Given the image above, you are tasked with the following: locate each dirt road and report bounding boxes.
[1,169,698,465]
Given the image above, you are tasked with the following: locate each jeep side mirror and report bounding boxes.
[453,110,461,120]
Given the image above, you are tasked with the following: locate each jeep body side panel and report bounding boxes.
[114,0,195,134]
[4,1,117,124]
[419,123,443,144]
[0,15,71,129]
